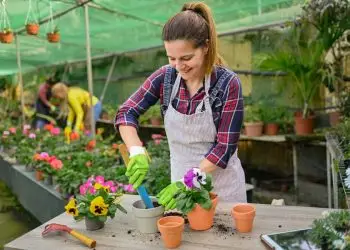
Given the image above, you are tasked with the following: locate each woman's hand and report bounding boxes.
[157,181,184,210]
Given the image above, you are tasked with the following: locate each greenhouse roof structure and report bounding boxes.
[0,0,304,76]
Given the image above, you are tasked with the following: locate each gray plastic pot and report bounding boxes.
[132,198,164,233]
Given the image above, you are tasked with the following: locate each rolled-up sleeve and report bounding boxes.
[205,74,244,169]
[115,67,165,131]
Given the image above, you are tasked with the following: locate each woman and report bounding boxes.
[51,83,102,135]
[115,2,246,210]
[34,77,58,129]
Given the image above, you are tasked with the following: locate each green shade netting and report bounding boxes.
[0,0,303,76]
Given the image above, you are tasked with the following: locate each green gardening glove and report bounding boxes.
[125,154,149,189]
[157,181,185,210]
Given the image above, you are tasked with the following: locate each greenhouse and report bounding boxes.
[0,0,350,249]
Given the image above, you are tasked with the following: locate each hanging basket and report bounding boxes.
[0,31,13,44]
[26,23,39,35]
[47,32,60,43]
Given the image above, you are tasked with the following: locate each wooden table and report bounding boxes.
[5,195,326,250]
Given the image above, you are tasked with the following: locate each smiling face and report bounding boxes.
[164,39,208,82]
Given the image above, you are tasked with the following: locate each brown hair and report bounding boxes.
[162,2,225,74]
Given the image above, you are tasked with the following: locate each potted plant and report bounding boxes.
[259,23,325,135]
[174,168,218,231]
[260,106,286,135]
[0,28,13,44]
[65,175,127,231]
[310,210,350,249]
[139,104,162,126]
[244,105,263,137]
[47,26,60,43]
[26,23,39,35]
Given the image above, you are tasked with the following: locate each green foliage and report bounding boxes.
[139,104,162,125]
[244,105,262,123]
[144,139,171,195]
[310,210,350,249]
[258,22,326,118]
[260,105,289,124]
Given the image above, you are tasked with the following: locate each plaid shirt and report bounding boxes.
[115,66,244,169]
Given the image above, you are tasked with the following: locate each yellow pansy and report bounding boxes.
[94,183,110,193]
[89,196,109,216]
[65,198,79,217]
[345,235,350,243]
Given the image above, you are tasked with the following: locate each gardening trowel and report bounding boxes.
[118,144,154,209]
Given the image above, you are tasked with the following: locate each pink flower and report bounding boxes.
[23,129,29,135]
[84,130,91,136]
[86,177,94,185]
[104,180,114,188]
[79,184,88,195]
[40,152,49,160]
[29,133,36,139]
[50,159,63,170]
[110,186,117,193]
[88,187,96,194]
[50,127,60,136]
[95,176,105,184]
[9,127,16,134]
[123,184,135,193]
[23,124,31,130]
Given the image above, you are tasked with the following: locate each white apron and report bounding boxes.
[164,73,247,202]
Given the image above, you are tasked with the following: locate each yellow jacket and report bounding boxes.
[67,87,99,131]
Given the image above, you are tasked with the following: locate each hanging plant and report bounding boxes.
[46,1,60,43]
[25,0,39,35]
[0,27,13,43]
[0,0,13,44]
[47,26,59,43]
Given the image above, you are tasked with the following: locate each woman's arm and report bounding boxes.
[118,125,143,150]
[115,67,165,149]
[203,74,244,170]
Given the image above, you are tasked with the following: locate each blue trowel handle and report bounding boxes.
[137,185,154,209]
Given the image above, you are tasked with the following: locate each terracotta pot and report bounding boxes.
[187,193,218,231]
[294,115,315,135]
[264,123,279,136]
[132,199,164,233]
[35,170,44,181]
[231,203,256,233]
[26,24,39,35]
[244,122,263,137]
[150,117,161,126]
[157,216,184,249]
[85,217,105,231]
[329,111,341,127]
[1,32,13,44]
[47,32,60,43]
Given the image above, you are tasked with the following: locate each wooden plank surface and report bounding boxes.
[5,195,326,250]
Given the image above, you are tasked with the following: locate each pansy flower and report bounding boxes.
[184,168,207,189]
[89,196,108,216]
[65,198,79,216]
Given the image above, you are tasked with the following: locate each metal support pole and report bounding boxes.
[84,4,95,138]
[292,144,298,205]
[15,35,26,126]
[326,142,332,208]
[99,56,117,104]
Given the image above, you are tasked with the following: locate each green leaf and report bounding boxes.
[116,204,127,214]
[98,215,107,222]
[109,204,117,215]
